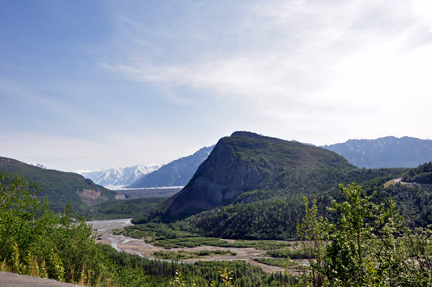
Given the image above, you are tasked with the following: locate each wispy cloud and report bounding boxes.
[2,0,432,170]
[101,0,432,137]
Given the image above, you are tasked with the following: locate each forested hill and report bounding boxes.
[0,157,120,212]
[401,162,432,184]
[162,131,358,218]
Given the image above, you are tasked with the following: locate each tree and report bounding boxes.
[296,196,326,286]
[0,171,111,284]
[300,183,432,286]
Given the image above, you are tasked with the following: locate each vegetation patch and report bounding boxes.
[153,249,236,260]
[122,222,198,240]
[149,237,291,250]
[266,248,314,259]
[112,229,122,235]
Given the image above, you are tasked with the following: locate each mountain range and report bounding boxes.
[128,145,214,188]
[322,136,432,168]
[74,136,432,190]
[75,164,161,188]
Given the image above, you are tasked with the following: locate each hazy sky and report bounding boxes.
[1,0,431,171]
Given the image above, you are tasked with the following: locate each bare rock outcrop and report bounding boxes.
[76,189,108,206]
[164,132,268,217]
[114,193,126,200]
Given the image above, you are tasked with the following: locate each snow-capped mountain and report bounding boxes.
[128,145,215,188]
[75,164,161,188]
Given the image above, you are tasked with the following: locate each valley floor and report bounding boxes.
[87,218,289,273]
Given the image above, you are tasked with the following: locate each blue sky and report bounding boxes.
[1,0,432,171]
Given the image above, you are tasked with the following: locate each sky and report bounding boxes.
[1,0,431,171]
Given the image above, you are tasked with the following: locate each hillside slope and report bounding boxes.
[0,157,121,212]
[401,162,432,184]
[163,131,357,217]
[322,136,432,168]
[129,146,214,188]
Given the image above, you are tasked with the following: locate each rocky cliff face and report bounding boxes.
[76,189,109,206]
[165,138,266,216]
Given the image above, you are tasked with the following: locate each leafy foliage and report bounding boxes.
[1,171,296,286]
[0,171,113,285]
[375,183,432,227]
[296,183,432,286]
[153,249,235,260]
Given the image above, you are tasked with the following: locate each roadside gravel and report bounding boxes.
[0,271,82,287]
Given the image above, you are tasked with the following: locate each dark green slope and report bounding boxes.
[163,131,358,218]
[0,157,119,212]
[181,168,407,240]
[85,197,167,220]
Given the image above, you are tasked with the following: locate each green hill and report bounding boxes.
[135,132,408,240]
[162,131,358,218]
[0,157,120,212]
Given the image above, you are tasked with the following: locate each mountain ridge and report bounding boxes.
[322,136,432,168]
